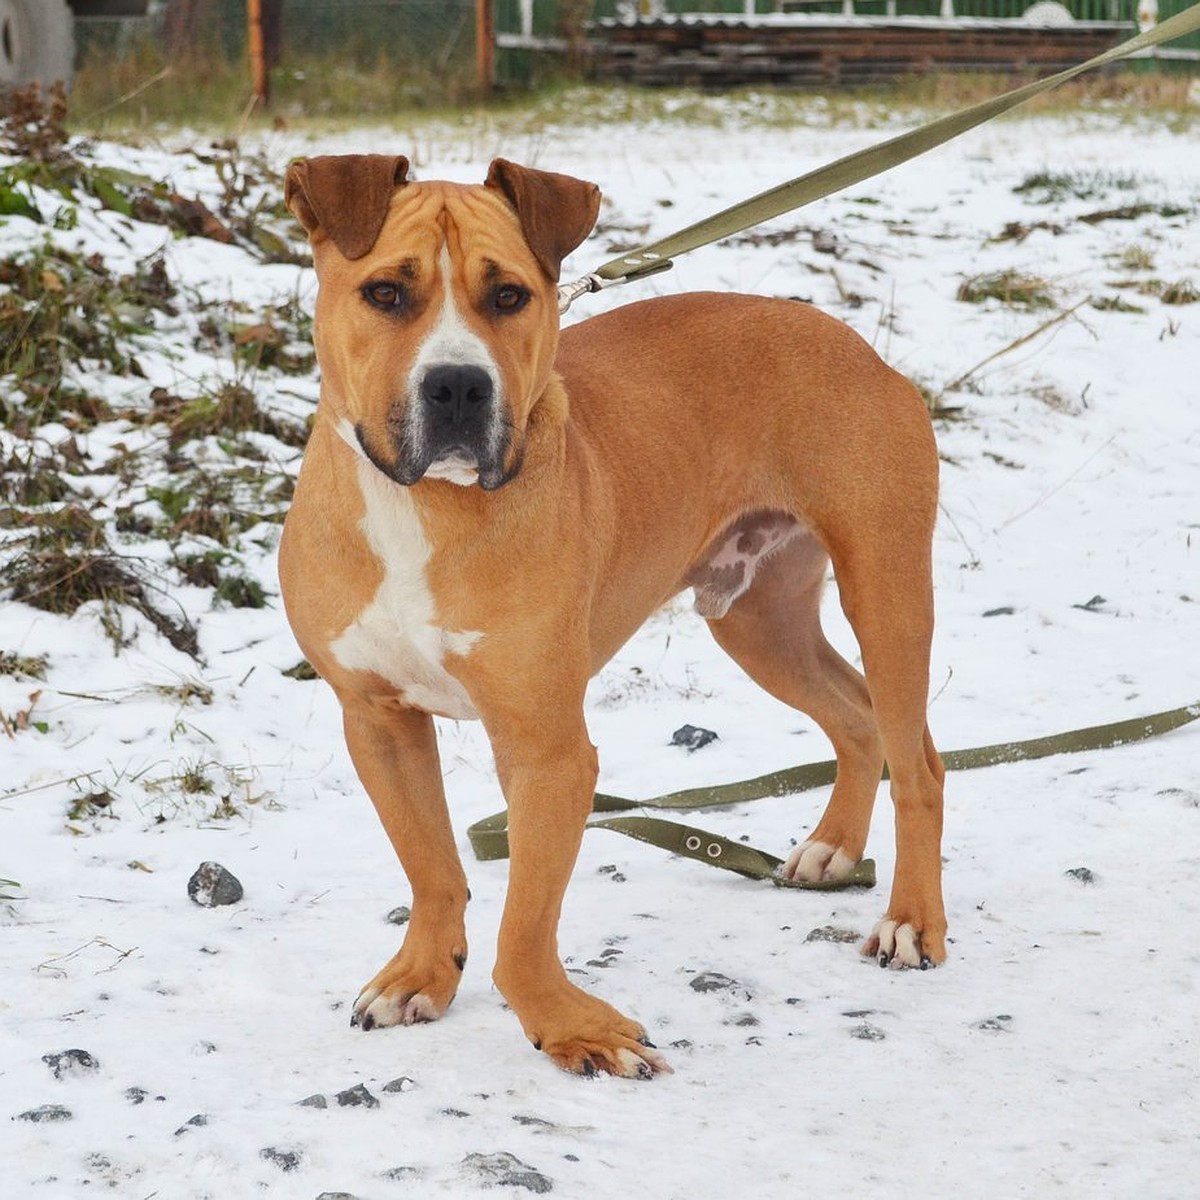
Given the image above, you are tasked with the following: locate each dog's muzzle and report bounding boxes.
[416,363,500,484]
[356,362,515,490]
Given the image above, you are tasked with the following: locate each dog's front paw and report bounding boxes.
[780,838,858,883]
[350,943,466,1030]
[862,917,947,970]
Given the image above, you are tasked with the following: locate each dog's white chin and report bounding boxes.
[425,457,480,487]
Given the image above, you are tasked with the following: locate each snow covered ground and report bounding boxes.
[2,92,1199,1198]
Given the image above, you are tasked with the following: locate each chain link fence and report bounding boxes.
[75,0,483,116]
[70,0,1198,122]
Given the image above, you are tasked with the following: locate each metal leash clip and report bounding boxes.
[557,273,612,315]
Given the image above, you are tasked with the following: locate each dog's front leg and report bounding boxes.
[340,698,470,1029]
[484,701,671,1079]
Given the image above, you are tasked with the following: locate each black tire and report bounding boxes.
[0,0,75,92]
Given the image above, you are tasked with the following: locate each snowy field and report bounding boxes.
[2,91,1199,1197]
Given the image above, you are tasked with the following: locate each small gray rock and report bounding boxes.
[1065,867,1097,885]
[849,1022,886,1042]
[381,1167,422,1182]
[462,1152,552,1194]
[335,1083,378,1109]
[259,1146,302,1172]
[974,1014,1014,1033]
[316,1193,361,1200]
[297,1093,327,1109]
[805,925,861,944]
[381,1076,415,1094]
[385,905,411,925]
[187,861,243,907]
[671,724,718,752]
[689,971,750,999]
[174,1113,208,1135]
[42,1048,100,1079]
[1156,786,1200,808]
[512,1115,555,1130]
[15,1104,73,1123]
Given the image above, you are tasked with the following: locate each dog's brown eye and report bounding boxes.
[492,285,529,315]
[362,281,408,311]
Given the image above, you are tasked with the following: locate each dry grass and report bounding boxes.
[0,88,305,654]
[956,270,1059,309]
[892,68,1199,118]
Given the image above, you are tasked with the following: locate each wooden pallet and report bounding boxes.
[588,17,1128,87]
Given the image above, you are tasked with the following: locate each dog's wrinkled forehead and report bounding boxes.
[284,154,601,282]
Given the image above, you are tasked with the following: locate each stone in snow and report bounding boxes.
[462,1152,552,1194]
[42,1048,100,1079]
[671,723,719,752]
[187,861,244,907]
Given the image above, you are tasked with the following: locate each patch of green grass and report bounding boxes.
[214,574,267,610]
[1091,294,1146,314]
[0,245,175,430]
[158,382,306,450]
[1015,169,1140,205]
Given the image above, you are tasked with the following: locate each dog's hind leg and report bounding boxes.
[703,528,886,884]
[827,525,947,968]
[341,699,471,1028]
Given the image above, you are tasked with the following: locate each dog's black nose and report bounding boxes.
[420,364,494,426]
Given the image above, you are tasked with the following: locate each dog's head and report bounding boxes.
[285,154,600,490]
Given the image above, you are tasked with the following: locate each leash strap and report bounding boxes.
[467,701,1200,887]
[557,3,1200,307]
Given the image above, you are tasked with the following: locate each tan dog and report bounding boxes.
[281,154,946,1079]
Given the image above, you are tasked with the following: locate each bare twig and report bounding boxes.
[946,298,1089,392]
[78,66,174,121]
[999,434,1118,530]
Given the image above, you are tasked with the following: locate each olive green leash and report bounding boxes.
[558,4,1200,311]
[467,702,1200,888]
[542,8,1200,883]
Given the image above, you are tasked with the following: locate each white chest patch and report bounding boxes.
[331,456,482,720]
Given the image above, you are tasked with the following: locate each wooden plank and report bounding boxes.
[591,18,1125,87]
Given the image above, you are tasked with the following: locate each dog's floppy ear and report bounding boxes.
[285,154,410,261]
[484,159,600,282]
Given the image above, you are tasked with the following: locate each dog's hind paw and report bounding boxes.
[862,919,942,970]
[780,839,857,883]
